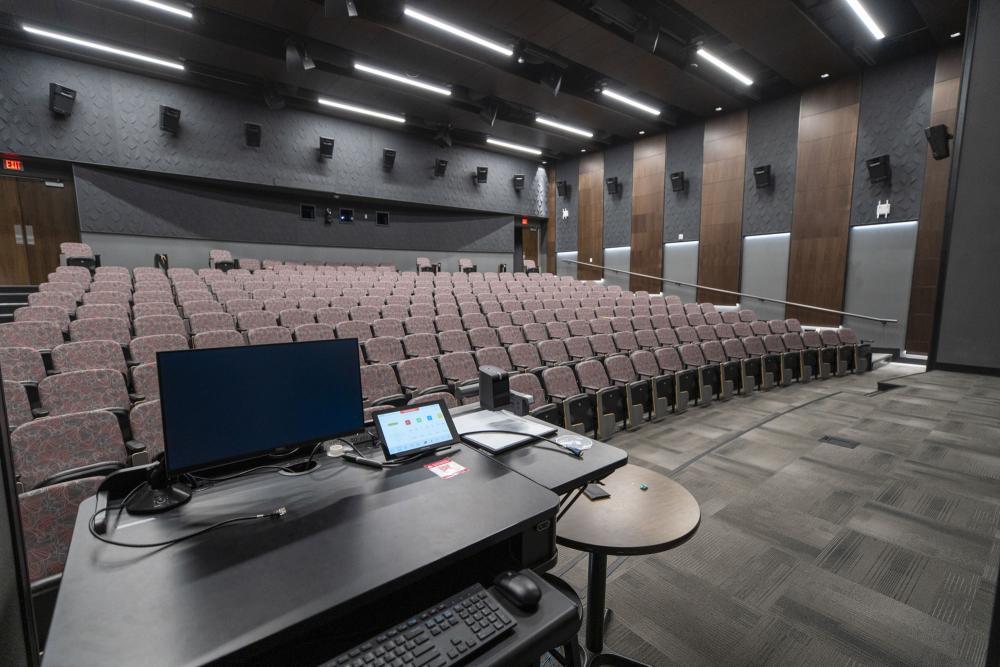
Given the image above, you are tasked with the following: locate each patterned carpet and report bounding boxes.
[551,365,1000,666]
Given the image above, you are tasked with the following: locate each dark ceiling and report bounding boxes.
[0,0,968,160]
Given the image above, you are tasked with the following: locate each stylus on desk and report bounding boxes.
[343,454,384,469]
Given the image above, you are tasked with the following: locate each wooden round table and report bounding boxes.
[556,465,700,666]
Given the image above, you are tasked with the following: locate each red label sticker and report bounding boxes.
[424,458,468,479]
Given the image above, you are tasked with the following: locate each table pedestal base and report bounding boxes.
[582,553,652,667]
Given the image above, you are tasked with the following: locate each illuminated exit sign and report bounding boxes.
[3,158,24,171]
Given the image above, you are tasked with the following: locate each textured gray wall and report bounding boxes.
[663,122,704,242]
[662,241,699,303]
[556,251,578,279]
[603,143,633,248]
[603,246,631,291]
[740,233,790,321]
[851,53,935,226]
[743,96,799,235]
[935,0,1000,370]
[74,166,514,252]
[0,46,546,218]
[555,157,580,252]
[842,221,918,351]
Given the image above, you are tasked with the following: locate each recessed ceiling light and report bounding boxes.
[123,0,193,18]
[601,88,661,116]
[354,62,451,96]
[715,106,723,112]
[638,130,646,135]
[403,6,513,57]
[22,24,184,70]
[950,31,961,38]
[536,115,593,138]
[844,0,886,40]
[317,97,405,123]
[696,48,754,86]
[820,72,830,79]
[486,137,542,155]
[580,148,586,153]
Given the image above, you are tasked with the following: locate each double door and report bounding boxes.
[0,176,81,285]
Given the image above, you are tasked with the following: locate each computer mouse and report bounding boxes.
[493,571,541,611]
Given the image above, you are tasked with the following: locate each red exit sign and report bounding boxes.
[3,158,24,171]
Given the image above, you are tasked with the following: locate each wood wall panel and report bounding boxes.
[786,77,860,325]
[0,178,31,284]
[629,135,666,293]
[906,48,962,353]
[577,153,604,281]
[546,165,556,273]
[697,111,747,303]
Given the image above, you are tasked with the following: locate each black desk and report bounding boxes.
[43,446,565,666]
[450,404,628,496]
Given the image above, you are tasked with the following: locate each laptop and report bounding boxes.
[453,410,557,453]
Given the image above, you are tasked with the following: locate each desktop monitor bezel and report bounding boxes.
[373,399,461,461]
[156,338,363,477]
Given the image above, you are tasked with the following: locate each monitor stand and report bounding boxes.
[125,481,192,515]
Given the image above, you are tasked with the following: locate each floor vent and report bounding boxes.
[819,435,860,449]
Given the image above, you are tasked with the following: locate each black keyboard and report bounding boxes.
[324,583,516,667]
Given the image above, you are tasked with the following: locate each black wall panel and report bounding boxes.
[602,142,633,248]
[663,122,704,242]
[743,95,799,235]
[555,157,580,252]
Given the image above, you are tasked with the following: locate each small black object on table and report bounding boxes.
[556,464,701,666]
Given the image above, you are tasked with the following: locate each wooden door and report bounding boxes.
[16,179,81,284]
[523,226,539,267]
[0,177,31,284]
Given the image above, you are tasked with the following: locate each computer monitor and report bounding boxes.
[157,339,363,475]
[373,400,461,461]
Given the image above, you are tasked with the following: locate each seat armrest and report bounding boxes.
[31,408,50,418]
[371,394,408,408]
[128,393,146,402]
[454,383,480,399]
[509,389,534,407]
[125,439,146,454]
[33,461,125,490]
[416,384,450,396]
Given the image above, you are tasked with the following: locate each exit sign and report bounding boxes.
[3,158,24,171]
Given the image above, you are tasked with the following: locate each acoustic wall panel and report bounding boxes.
[630,135,666,293]
[786,77,861,326]
[663,122,703,242]
[697,111,748,304]
[555,158,579,253]
[603,143,633,248]
[743,95,799,235]
[663,241,699,304]
[740,233,790,322]
[577,153,605,280]
[546,165,557,273]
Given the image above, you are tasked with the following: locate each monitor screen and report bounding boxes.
[374,402,459,460]
[157,339,363,474]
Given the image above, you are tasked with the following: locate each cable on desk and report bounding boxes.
[188,442,325,486]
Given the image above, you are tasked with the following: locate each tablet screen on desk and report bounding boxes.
[374,401,460,460]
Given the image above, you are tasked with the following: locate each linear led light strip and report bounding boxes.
[22,25,185,70]
[403,7,513,57]
[601,88,660,116]
[486,138,542,155]
[844,0,886,39]
[695,48,753,86]
[124,0,193,19]
[317,97,405,123]
[354,62,451,96]
[536,115,593,138]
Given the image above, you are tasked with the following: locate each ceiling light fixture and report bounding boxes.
[715,106,723,112]
[403,7,513,57]
[696,48,754,86]
[123,0,193,19]
[820,72,830,79]
[354,62,451,96]
[638,130,646,135]
[950,31,961,38]
[601,88,661,116]
[536,115,593,138]
[22,24,184,70]
[844,0,886,40]
[580,148,586,153]
[317,97,405,123]
[486,138,542,155]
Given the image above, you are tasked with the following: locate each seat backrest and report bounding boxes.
[0,346,46,384]
[567,320,593,337]
[300,297,330,311]
[738,309,757,322]
[19,476,105,582]
[721,311,739,324]
[2,380,33,429]
[474,346,513,371]
[12,409,125,490]
[589,318,613,335]
[732,322,753,338]
[69,317,131,345]
[134,314,186,339]
[507,342,542,369]
[364,336,405,364]
[701,340,727,363]
[631,316,653,331]
[722,338,747,360]
[60,242,94,258]
[15,306,71,333]
[668,313,688,328]
[704,311,722,325]
[784,318,802,333]
[653,346,684,372]
[629,350,659,378]
[467,327,500,350]
[485,311,511,327]
[763,334,787,353]
[742,335,768,356]
[247,326,293,346]
[336,321,373,342]
[181,300,224,318]
[496,325,524,346]
[694,324,717,342]
[541,365,580,399]
[713,323,736,340]
[575,359,611,390]
[522,322,548,342]
[837,328,860,345]
[38,368,130,416]
[437,351,477,383]
[589,333,617,356]
[437,330,471,353]
[750,321,770,336]
[27,291,77,313]
[237,310,278,331]
[130,399,164,460]
[687,312,707,327]
[509,310,535,326]
[820,329,842,346]
[316,307,350,327]
[679,343,706,367]
[675,326,699,344]
[782,332,805,351]
[52,340,127,375]
[402,332,441,357]
[131,362,160,398]
[434,315,463,333]
[192,330,245,349]
[294,323,335,342]
[350,306,380,324]
[604,354,638,383]
[397,357,444,391]
[545,321,571,340]
[768,319,787,334]
[403,316,435,335]
[371,318,405,338]
[129,334,188,365]
[359,364,402,404]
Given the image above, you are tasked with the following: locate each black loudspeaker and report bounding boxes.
[376,211,389,226]
[670,171,687,192]
[159,106,181,134]
[866,155,891,183]
[434,159,448,177]
[476,166,489,184]
[49,83,76,116]
[556,180,569,197]
[925,124,951,160]
[753,165,772,189]
[606,176,620,196]
[319,137,335,159]
[512,174,525,190]
[382,148,396,171]
[245,123,262,148]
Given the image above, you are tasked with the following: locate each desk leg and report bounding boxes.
[584,553,652,667]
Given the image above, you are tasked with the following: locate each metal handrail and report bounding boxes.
[560,259,898,325]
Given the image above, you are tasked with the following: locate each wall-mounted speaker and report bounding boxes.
[244,123,262,148]
[512,174,525,190]
[49,83,76,117]
[753,165,772,189]
[670,171,687,192]
[376,211,390,226]
[434,159,448,177]
[925,124,951,160]
[556,180,569,197]
[319,137,335,159]
[475,166,489,184]
[339,208,354,223]
[866,155,891,183]
[382,148,396,171]
[606,176,620,196]
[159,106,181,135]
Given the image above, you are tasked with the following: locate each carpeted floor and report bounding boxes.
[551,364,1000,666]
